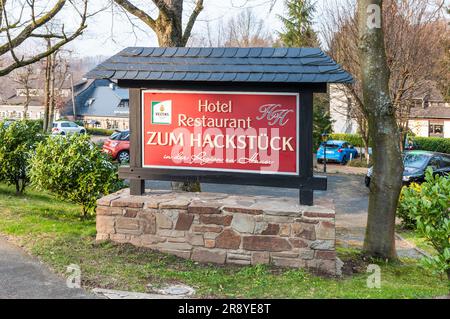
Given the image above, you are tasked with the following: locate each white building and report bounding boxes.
[329,84,358,134]
[407,101,450,138]
[329,84,450,138]
[0,88,68,121]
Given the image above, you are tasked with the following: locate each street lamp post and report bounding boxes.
[321,132,329,173]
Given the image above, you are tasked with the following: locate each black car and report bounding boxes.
[365,150,450,187]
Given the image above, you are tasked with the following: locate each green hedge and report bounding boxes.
[86,128,115,136]
[329,133,450,154]
[329,133,369,147]
[412,136,450,154]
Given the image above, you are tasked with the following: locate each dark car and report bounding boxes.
[365,150,450,187]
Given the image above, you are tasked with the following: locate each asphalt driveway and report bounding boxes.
[0,236,92,299]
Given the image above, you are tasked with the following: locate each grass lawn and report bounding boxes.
[0,183,448,298]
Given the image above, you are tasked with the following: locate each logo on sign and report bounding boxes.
[151,100,172,124]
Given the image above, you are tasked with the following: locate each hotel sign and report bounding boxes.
[142,90,299,175]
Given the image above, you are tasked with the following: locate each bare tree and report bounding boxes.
[223,9,274,47]
[0,0,89,77]
[113,0,204,47]
[43,46,70,132]
[11,64,37,119]
[322,0,447,153]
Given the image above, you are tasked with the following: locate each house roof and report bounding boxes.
[60,79,129,117]
[76,86,129,118]
[86,47,353,84]
[2,95,44,106]
[410,106,450,119]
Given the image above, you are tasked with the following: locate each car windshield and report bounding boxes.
[321,143,340,149]
[110,132,122,140]
[403,153,429,169]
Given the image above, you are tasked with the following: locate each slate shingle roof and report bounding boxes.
[86,47,353,84]
[410,106,450,119]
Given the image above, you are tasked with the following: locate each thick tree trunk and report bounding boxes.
[155,12,183,46]
[155,1,198,192]
[358,0,403,260]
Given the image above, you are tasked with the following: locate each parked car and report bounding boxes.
[52,121,86,135]
[102,130,130,163]
[316,140,358,165]
[1,119,15,128]
[365,150,450,187]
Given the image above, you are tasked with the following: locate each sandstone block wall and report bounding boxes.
[96,189,337,275]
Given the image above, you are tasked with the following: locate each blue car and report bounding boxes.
[316,140,358,165]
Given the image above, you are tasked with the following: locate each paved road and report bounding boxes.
[146,173,370,216]
[0,236,92,299]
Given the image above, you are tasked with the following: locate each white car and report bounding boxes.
[52,121,86,135]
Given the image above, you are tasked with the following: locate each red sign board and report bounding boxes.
[142,90,299,175]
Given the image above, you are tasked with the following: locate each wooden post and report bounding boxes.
[299,90,314,205]
[129,88,145,195]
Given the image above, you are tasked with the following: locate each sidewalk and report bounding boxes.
[336,213,425,259]
[0,236,93,299]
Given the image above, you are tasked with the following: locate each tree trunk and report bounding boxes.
[155,14,183,46]
[362,136,370,164]
[47,55,56,132]
[113,0,205,192]
[155,1,198,192]
[358,0,403,260]
[24,87,30,120]
[15,180,20,195]
[43,53,52,132]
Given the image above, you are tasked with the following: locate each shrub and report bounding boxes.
[86,128,115,136]
[0,120,45,194]
[398,169,450,279]
[412,136,450,154]
[397,182,423,229]
[30,134,124,217]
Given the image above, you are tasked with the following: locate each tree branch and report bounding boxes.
[182,0,204,46]
[0,0,66,56]
[113,0,156,29]
[0,0,88,77]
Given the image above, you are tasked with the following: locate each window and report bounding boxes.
[61,122,70,127]
[429,123,444,137]
[441,156,450,168]
[428,157,440,170]
[85,98,95,107]
[119,100,129,108]
[121,132,130,141]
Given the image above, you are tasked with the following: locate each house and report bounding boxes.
[0,87,68,120]
[329,84,358,134]
[329,84,450,138]
[407,100,450,138]
[61,79,129,130]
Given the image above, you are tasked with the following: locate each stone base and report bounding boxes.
[96,189,337,275]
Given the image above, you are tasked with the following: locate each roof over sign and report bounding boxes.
[86,47,353,84]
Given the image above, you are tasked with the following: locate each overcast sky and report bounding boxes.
[67,0,289,57]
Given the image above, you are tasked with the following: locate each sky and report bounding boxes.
[67,0,289,57]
